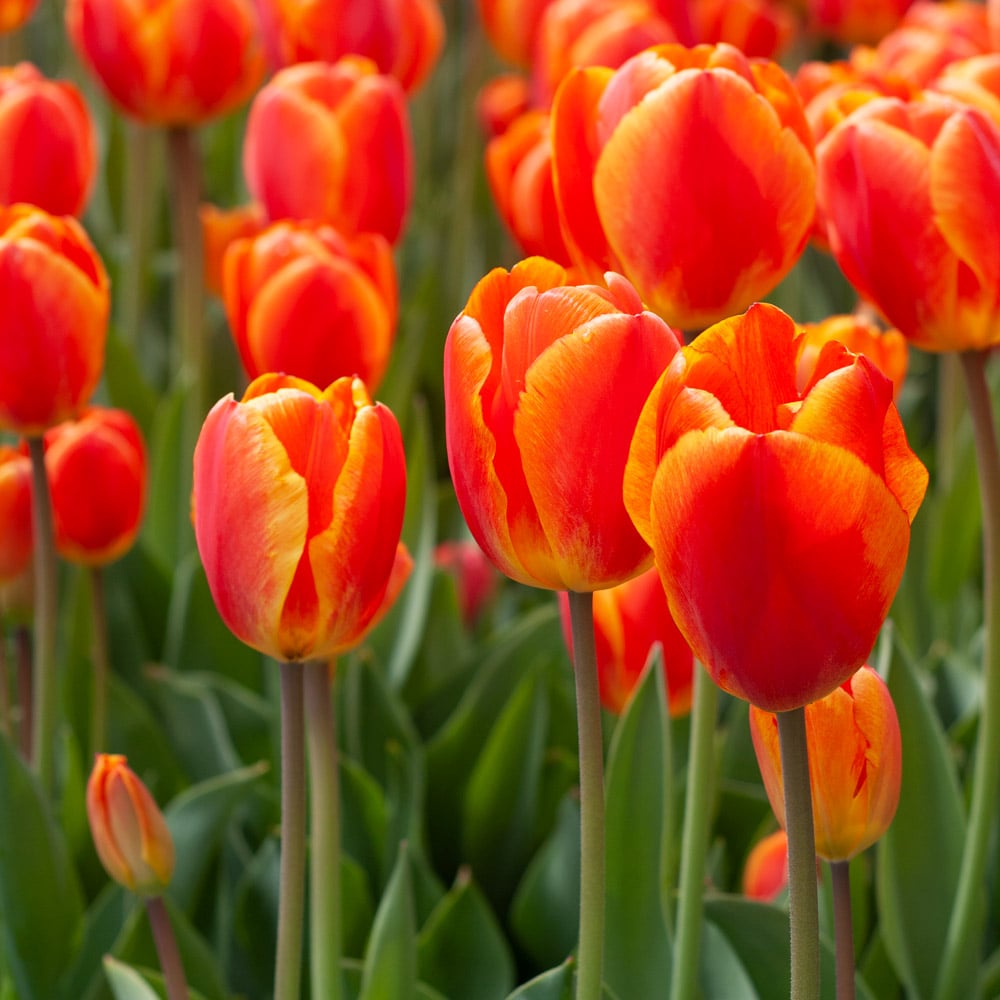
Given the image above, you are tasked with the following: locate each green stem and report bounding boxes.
[27,435,58,795]
[145,895,189,1000]
[933,350,1000,1000]
[88,567,109,759]
[304,659,342,1000]
[0,628,9,741]
[275,662,306,1000]
[670,661,718,1000]
[831,861,855,1000]
[121,122,157,361]
[15,625,31,761]
[567,590,606,1000]
[778,707,821,1000]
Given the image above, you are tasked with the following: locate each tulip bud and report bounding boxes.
[86,754,175,896]
[742,829,789,902]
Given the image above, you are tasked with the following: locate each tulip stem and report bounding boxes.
[27,435,59,796]
[934,350,1000,1000]
[567,590,606,1000]
[831,861,855,1000]
[16,626,31,761]
[778,707,820,1000]
[275,661,306,1000]
[304,659,342,1000]
[145,895,189,1000]
[89,568,109,759]
[670,660,718,1000]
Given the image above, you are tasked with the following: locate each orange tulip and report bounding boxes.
[0,64,96,217]
[255,0,445,93]
[476,73,533,138]
[692,0,796,59]
[86,754,175,896]
[65,0,264,125]
[45,407,147,567]
[200,201,266,297]
[558,566,694,716]
[817,94,1000,351]
[0,445,32,583]
[742,829,789,902]
[0,204,109,435]
[0,0,37,31]
[444,257,681,592]
[808,0,914,46]
[623,303,927,711]
[193,373,407,662]
[478,0,559,67]
[749,665,902,861]
[550,43,815,331]
[243,58,413,245]
[223,220,398,391]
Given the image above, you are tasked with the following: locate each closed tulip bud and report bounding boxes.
[444,257,681,592]
[742,829,789,902]
[45,407,147,567]
[434,539,498,626]
[86,754,175,896]
[0,64,97,217]
[193,373,407,662]
[749,665,903,861]
[0,445,32,583]
[0,0,38,30]
[244,59,413,244]
[551,43,815,331]
[65,0,264,125]
[558,566,694,716]
[0,204,109,435]
[223,220,398,391]
[623,303,928,711]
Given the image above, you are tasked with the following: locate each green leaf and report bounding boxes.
[143,386,187,569]
[417,868,515,1000]
[102,957,160,1000]
[504,961,574,1000]
[603,648,673,998]
[0,735,83,1000]
[877,634,971,999]
[231,835,280,992]
[359,841,417,1000]
[340,755,389,889]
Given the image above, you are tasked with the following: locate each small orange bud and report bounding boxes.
[742,829,789,902]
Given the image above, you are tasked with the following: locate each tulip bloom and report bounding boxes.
[444,257,681,592]
[0,64,96,217]
[750,665,902,861]
[478,0,558,66]
[223,221,398,391]
[0,0,37,30]
[623,303,927,711]
[809,0,914,45]
[244,58,413,244]
[742,829,789,902]
[86,754,175,896]
[550,43,815,331]
[558,566,694,715]
[0,205,109,435]
[45,408,147,567]
[65,0,264,125]
[817,94,1000,352]
[200,201,266,297]
[193,373,406,662]
[434,539,498,626]
[0,445,32,583]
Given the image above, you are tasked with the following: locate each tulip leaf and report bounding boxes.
[502,961,620,1000]
[416,868,516,1000]
[104,328,157,436]
[230,835,280,991]
[603,647,673,998]
[340,754,389,890]
[0,734,83,1000]
[103,956,210,1000]
[143,386,187,569]
[877,634,972,999]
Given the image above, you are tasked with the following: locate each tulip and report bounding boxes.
[86,753,175,895]
[434,539,498,626]
[444,257,682,592]
[45,408,147,567]
[478,0,559,67]
[693,0,795,59]
[558,566,694,715]
[0,445,32,583]
[550,43,816,331]
[193,373,407,662]
[244,59,413,245]
[0,0,37,31]
[0,204,109,435]
[749,665,902,861]
[623,302,928,711]
[255,0,445,93]
[200,201,266,297]
[476,73,533,138]
[817,94,1000,352]
[65,0,264,125]
[222,220,398,391]
[0,64,97,217]
[742,829,789,902]
[809,0,915,45]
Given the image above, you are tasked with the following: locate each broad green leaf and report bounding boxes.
[0,735,83,1000]
[104,329,157,435]
[143,386,187,569]
[59,884,132,1000]
[417,869,515,1000]
[504,961,574,1000]
[603,648,673,998]
[231,836,280,991]
[699,919,758,998]
[342,854,377,960]
[102,958,160,1000]
[340,755,389,889]
[343,962,448,1000]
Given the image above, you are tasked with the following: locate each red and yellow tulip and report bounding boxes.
[0,445,32,583]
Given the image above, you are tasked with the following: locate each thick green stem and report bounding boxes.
[304,659,342,1000]
[275,662,306,1000]
[670,661,718,1000]
[27,436,58,795]
[778,707,820,1000]
[933,350,1000,1000]
[567,590,606,1000]
[145,895,189,1000]
[831,861,855,1000]
[89,568,109,759]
